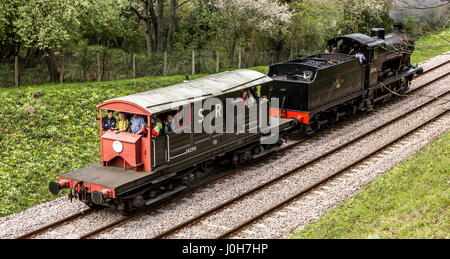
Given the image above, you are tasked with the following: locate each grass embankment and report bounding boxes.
[0,26,447,217]
[0,67,267,216]
[410,26,450,65]
[292,132,449,239]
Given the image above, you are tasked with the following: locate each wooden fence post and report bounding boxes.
[59,54,65,84]
[164,51,167,76]
[97,53,101,81]
[216,51,219,73]
[132,52,136,78]
[238,50,242,69]
[192,50,195,75]
[14,55,19,87]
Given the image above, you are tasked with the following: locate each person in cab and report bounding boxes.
[130,114,146,135]
[114,112,129,133]
[150,116,163,138]
[102,110,116,131]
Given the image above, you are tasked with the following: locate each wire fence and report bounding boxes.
[0,49,293,87]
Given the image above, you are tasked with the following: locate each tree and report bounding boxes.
[340,0,393,34]
[286,0,342,56]
[0,0,22,59]
[211,0,292,66]
[131,0,191,54]
[14,0,81,82]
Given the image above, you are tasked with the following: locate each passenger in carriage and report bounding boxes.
[163,114,173,135]
[250,86,260,104]
[240,90,248,108]
[114,112,129,133]
[246,89,256,107]
[130,113,146,135]
[102,110,116,131]
[150,116,163,138]
[141,123,148,137]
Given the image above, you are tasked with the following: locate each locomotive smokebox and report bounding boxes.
[371,28,385,39]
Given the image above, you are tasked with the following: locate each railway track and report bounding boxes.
[152,85,449,239]
[15,208,95,239]
[16,60,449,239]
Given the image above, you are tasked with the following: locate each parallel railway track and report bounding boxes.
[218,109,449,239]
[16,60,449,239]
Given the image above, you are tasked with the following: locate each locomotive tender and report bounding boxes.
[49,24,423,214]
[262,24,423,132]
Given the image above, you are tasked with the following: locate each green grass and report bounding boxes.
[410,26,450,65]
[292,132,449,239]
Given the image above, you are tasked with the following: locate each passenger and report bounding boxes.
[348,44,357,55]
[246,89,256,107]
[114,112,129,133]
[241,91,248,108]
[260,95,269,104]
[163,114,173,135]
[102,110,116,131]
[250,86,260,104]
[130,114,146,135]
[141,123,148,137]
[150,116,163,138]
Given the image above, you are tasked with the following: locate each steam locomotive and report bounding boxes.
[49,24,422,215]
[262,23,423,132]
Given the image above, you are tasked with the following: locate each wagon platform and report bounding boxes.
[60,163,154,196]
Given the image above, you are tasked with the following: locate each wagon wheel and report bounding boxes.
[117,201,135,216]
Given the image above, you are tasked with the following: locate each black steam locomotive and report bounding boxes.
[262,23,423,132]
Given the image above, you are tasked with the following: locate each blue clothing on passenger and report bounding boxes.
[130,116,146,134]
[102,117,116,131]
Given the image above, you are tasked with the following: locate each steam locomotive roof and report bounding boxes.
[98,69,271,115]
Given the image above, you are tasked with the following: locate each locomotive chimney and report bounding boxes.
[371,28,385,39]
